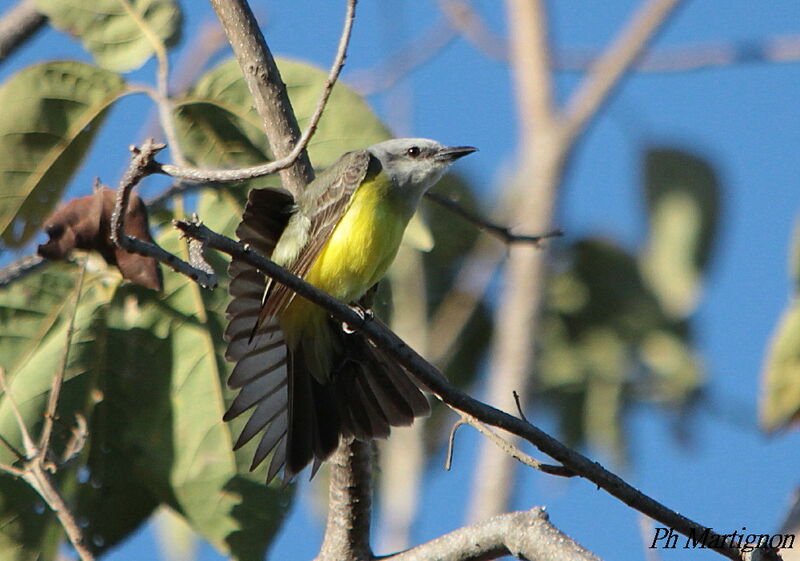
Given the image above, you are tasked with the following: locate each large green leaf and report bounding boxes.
[36,0,182,73]
[641,148,720,318]
[0,62,126,247]
[123,228,291,561]
[174,58,391,172]
[0,261,115,560]
[538,238,704,456]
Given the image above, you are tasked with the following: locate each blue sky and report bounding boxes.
[2,0,800,560]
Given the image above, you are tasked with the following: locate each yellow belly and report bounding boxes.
[280,177,410,376]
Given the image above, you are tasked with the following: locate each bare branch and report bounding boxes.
[315,440,375,561]
[110,140,218,288]
[557,35,800,74]
[349,18,457,95]
[561,0,683,143]
[38,258,86,457]
[158,0,357,185]
[0,254,46,287]
[456,412,574,477]
[0,0,46,63]
[471,0,683,525]
[208,0,314,193]
[384,508,600,561]
[469,0,562,523]
[172,218,746,561]
[444,419,467,471]
[0,366,95,561]
[424,191,563,246]
[437,0,506,61]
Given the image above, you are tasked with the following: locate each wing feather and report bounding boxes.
[259,150,379,320]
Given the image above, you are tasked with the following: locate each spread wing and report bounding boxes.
[258,149,378,320]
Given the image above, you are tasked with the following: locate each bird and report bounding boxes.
[223,138,477,482]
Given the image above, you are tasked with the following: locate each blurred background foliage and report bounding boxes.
[0,0,797,560]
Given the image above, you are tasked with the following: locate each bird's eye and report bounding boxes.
[406,146,421,158]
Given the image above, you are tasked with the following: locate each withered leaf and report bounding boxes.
[38,187,163,290]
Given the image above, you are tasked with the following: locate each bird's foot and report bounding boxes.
[342,304,374,334]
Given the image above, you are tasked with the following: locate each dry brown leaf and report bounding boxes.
[37,187,162,290]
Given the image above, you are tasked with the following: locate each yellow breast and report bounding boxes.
[281,174,410,349]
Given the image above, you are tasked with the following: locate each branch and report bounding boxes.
[0,0,46,63]
[37,259,86,458]
[208,0,314,193]
[315,440,375,561]
[349,18,457,95]
[110,140,218,289]
[385,508,600,561]
[0,254,46,287]
[0,275,95,561]
[468,0,561,523]
[561,0,683,143]
[158,0,356,185]
[171,218,747,561]
[437,0,506,61]
[557,35,800,74]
[424,191,563,246]
[453,412,574,477]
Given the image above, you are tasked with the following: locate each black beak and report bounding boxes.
[435,146,478,162]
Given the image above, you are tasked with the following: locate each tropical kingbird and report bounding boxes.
[223,138,476,482]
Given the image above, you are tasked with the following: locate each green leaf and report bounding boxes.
[537,238,705,455]
[103,229,292,561]
[760,302,800,432]
[36,0,182,73]
[554,239,665,341]
[174,57,391,172]
[0,62,126,247]
[641,148,720,318]
[0,262,114,559]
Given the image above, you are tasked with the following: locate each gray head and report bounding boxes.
[368,138,476,200]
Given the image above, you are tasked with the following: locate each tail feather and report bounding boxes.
[285,351,316,478]
[229,383,286,445]
[267,437,287,482]
[309,376,342,459]
[252,408,288,470]
[352,373,391,439]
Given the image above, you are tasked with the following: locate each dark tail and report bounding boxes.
[284,318,431,480]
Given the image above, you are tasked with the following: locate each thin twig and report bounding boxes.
[38,258,86,459]
[457,412,573,477]
[512,390,528,422]
[0,0,46,63]
[444,419,467,471]
[109,141,217,289]
[158,0,357,185]
[437,0,506,61]
[425,191,564,246]
[0,254,46,287]
[0,368,36,458]
[561,0,683,143]
[350,18,457,95]
[0,368,95,560]
[209,0,314,193]
[557,35,800,74]
[171,218,746,561]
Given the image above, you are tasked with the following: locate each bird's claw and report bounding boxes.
[342,304,373,334]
